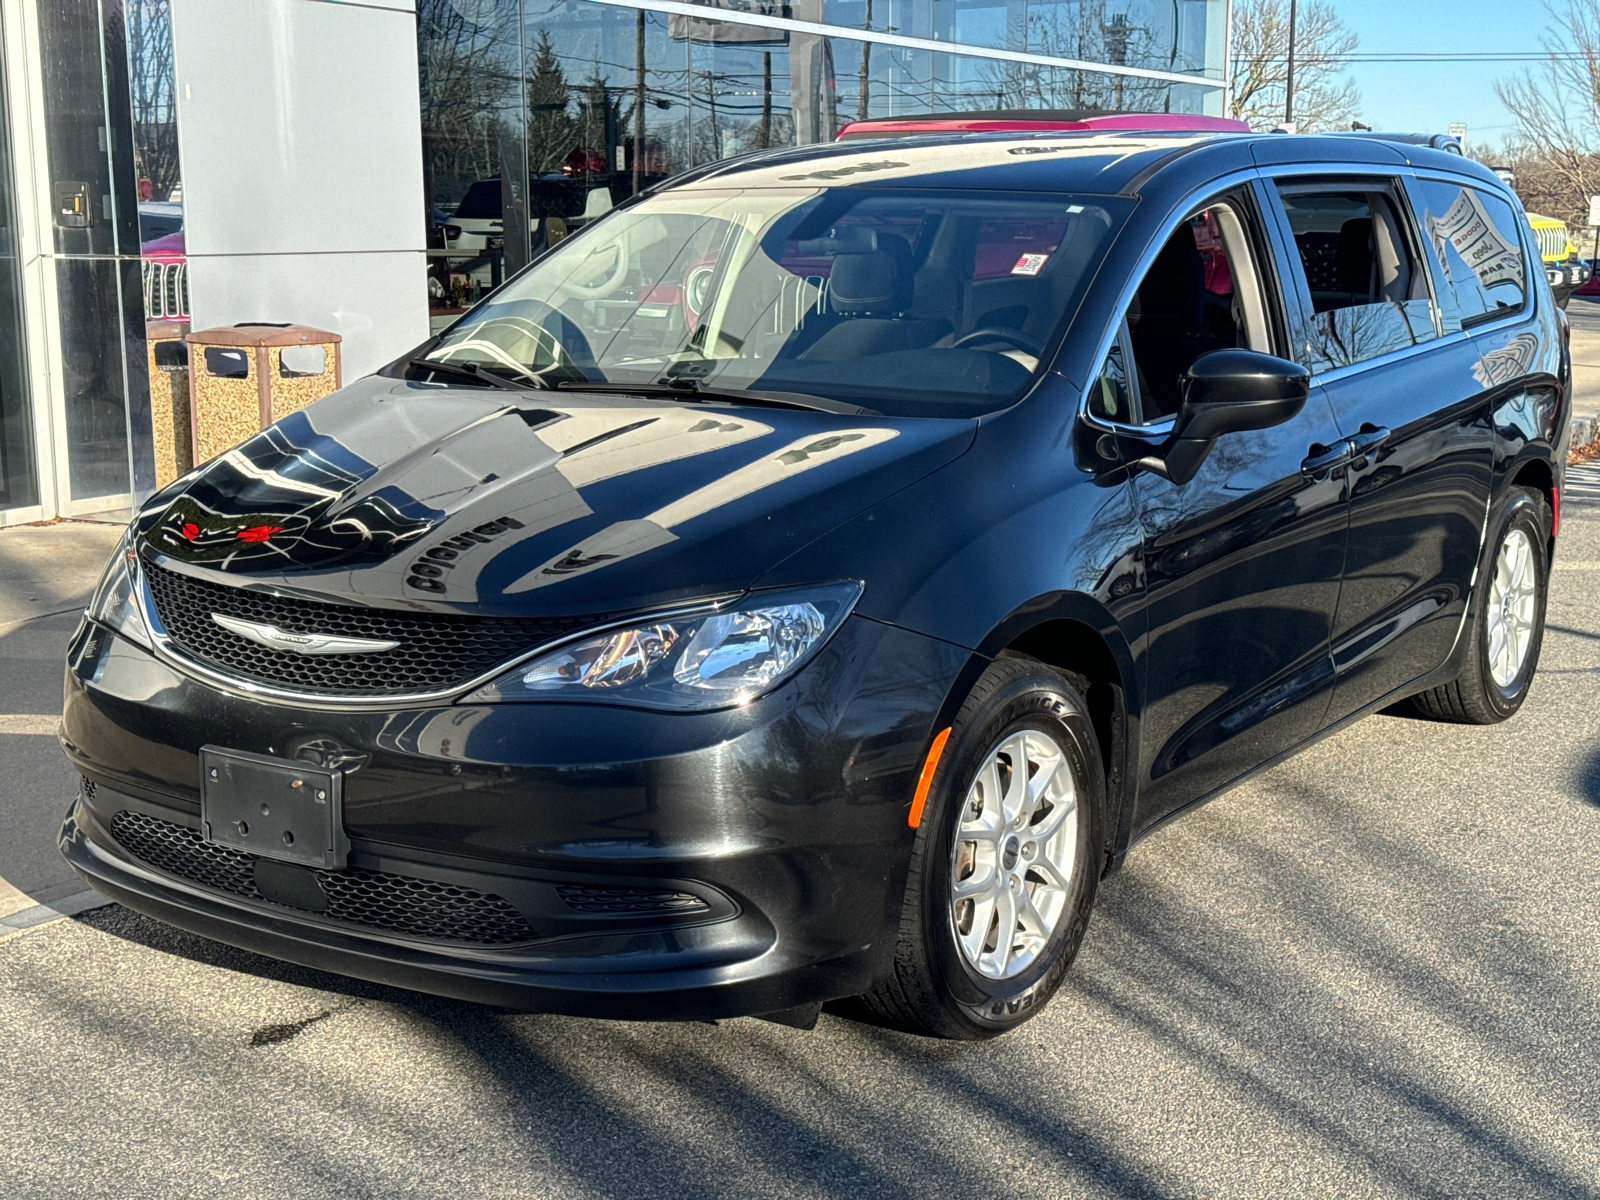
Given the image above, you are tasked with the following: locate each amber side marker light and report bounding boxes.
[908,727,953,828]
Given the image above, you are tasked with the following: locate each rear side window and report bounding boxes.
[1408,178,1528,329]
[1274,185,1438,374]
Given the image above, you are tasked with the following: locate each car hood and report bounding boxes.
[136,376,976,616]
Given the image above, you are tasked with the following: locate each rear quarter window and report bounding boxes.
[1409,178,1528,330]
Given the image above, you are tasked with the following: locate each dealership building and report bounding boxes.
[0,0,1228,523]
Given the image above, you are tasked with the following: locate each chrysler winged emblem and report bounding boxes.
[211,613,399,655]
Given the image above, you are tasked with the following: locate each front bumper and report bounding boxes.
[59,614,970,1020]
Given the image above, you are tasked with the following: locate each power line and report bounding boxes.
[1239,52,1600,64]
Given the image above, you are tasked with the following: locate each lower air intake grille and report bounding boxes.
[556,884,710,915]
[109,810,536,946]
[141,555,603,697]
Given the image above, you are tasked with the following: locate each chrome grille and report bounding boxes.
[142,556,601,697]
[1535,224,1569,262]
[110,810,538,945]
[141,259,189,319]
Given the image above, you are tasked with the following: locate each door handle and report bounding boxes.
[1301,441,1353,479]
[1347,425,1391,471]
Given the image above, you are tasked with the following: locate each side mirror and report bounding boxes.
[1135,349,1310,485]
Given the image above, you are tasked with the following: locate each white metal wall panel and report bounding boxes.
[170,0,428,380]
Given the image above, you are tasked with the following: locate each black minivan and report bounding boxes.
[61,130,1567,1039]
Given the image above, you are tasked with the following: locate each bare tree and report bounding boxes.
[417,0,522,206]
[126,0,180,202]
[981,1,1173,114]
[1496,1,1600,226]
[1229,0,1360,132]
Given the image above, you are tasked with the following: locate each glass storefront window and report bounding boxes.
[0,40,39,510]
[36,0,142,500]
[417,0,1225,335]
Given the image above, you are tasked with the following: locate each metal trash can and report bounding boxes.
[146,318,192,489]
[185,323,342,465]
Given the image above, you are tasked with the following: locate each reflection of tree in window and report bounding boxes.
[125,0,180,202]
[1308,302,1424,371]
[418,0,523,206]
[982,4,1181,112]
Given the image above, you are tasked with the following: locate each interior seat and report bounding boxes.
[1127,231,1229,417]
[1333,217,1378,305]
[800,233,950,361]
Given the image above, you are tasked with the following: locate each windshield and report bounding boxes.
[425,187,1131,418]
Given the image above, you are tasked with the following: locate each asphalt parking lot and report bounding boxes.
[4,336,1600,1197]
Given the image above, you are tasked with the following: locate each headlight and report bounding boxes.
[464,582,862,710]
[87,530,152,649]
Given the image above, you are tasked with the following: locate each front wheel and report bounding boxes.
[1409,486,1549,724]
[858,657,1104,1039]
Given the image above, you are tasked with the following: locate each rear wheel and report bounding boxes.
[859,657,1104,1039]
[1409,486,1549,724]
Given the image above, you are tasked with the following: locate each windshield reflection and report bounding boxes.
[427,187,1128,418]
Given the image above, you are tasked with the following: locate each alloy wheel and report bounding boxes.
[1487,526,1539,689]
[948,728,1079,980]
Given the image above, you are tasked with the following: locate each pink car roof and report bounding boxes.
[140,230,186,262]
[836,113,1249,139]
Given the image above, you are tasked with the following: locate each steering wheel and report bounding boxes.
[555,239,631,299]
[950,327,1046,356]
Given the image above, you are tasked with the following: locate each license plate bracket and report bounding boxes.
[200,746,348,869]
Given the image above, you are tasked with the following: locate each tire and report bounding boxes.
[858,656,1105,1039]
[1409,486,1549,724]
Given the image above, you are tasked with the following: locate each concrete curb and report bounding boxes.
[1574,413,1599,456]
[0,891,112,942]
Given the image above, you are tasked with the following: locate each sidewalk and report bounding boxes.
[0,519,122,923]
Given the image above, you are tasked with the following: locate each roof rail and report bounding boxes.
[1338,131,1464,155]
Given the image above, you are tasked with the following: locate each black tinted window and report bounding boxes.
[138,211,181,241]
[454,181,502,220]
[1276,186,1437,373]
[1409,179,1528,329]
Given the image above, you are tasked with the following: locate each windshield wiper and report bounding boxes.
[408,356,549,392]
[554,378,877,416]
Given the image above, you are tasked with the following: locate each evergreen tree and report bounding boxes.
[527,30,576,177]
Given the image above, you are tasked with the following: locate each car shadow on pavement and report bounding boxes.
[1577,746,1600,808]
[67,902,1185,1200]
[63,756,1600,1200]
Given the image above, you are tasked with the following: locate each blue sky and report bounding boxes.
[1314,0,1557,150]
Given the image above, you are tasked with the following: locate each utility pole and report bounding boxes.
[1284,0,1298,127]
[633,9,645,196]
[760,51,772,148]
[858,0,873,122]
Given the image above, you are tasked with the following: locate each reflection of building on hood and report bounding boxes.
[506,428,899,593]
[398,403,776,598]
[148,372,801,590]
[151,416,439,568]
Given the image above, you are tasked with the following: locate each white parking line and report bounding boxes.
[0,714,60,735]
[1565,465,1600,502]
